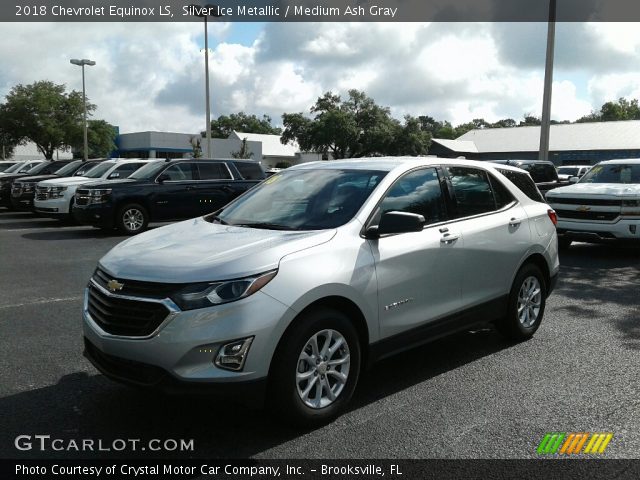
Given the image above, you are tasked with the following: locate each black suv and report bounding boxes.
[73,158,266,234]
[8,159,105,210]
[1,160,75,209]
[490,160,569,195]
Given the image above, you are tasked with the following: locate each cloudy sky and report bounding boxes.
[2,22,640,134]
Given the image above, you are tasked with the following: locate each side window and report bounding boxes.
[496,169,545,203]
[197,162,232,180]
[379,168,447,225]
[488,174,515,209]
[112,163,142,178]
[161,163,195,181]
[446,167,496,217]
[233,162,265,180]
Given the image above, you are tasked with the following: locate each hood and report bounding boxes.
[99,217,336,283]
[546,182,640,198]
[82,178,141,189]
[12,174,57,184]
[38,176,90,187]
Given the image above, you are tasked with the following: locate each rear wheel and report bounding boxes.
[268,308,361,427]
[117,203,148,235]
[496,263,547,341]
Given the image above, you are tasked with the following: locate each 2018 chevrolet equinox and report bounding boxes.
[83,158,559,425]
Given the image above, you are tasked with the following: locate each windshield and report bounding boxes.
[83,162,115,178]
[212,169,386,230]
[128,161,166,180]
[53,160,83,177]
[1,162,22,173]
[0,162,18,172]
[558,167,579,176]
[579,163,640,184]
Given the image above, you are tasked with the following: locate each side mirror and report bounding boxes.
[108,172,120,179]
[157,173,170,183]
[366,211,425,238]
[569,176,580,184]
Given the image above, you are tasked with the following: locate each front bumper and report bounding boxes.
[10,193,35,210]
[82,284,293,400]
[34,195,72,216]
[73,203,116,228]
[557,218,640,242]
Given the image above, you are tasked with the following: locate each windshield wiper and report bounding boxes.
[205,214,229,225]
[231,222,298,231]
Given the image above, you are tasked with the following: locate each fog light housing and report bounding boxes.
[630,225,637,235]
[215,337,254,371]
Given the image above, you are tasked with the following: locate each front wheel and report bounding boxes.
[496,263,547,341]
[117,203,148,235]
[268,308,361,427]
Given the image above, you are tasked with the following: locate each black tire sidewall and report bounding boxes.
[505,263,547,340]
[117,203,148,234]
[269,308,361,427]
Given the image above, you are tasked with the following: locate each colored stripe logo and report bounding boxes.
[537,432,613,455]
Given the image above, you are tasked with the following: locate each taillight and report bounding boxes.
[547,209,558,226]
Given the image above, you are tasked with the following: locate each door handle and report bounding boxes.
[440,233,460,244]
[186,185,196,190]
[509,217,522,227]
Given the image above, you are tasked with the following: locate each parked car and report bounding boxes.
[35,159,153,220]
[82,158,559,426]
[557,165,591,181]
[0,160,44,176]
[0,161,21,173]
[8,160,105,210]
[1,160,76,209]
[73,158,266,234]
[546,159,640,248]
[490,160,570,195]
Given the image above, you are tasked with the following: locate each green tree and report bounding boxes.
[577,97,640,123]
[2,81,92,159]
[0,104,20,159]
[231,138,254,159]
[519,115,542,126]
[72,120,117,159]
[204,112,281,138]
[281,90,430,159]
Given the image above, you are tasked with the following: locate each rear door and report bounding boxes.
[443,166,531,310]
[193,162,237,215]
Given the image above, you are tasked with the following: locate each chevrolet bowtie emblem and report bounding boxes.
[576,205,591,212]
[107,279,124,292]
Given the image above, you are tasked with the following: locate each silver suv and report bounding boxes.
[83,158,559,425]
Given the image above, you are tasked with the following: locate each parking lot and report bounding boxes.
[1,208,639,460]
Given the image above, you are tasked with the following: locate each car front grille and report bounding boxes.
[548,197,623,206]
[93,268,182,299]
[35,186,50,201]
[75,188,90,206]
[87,284,171,337]
[555,209,620,222]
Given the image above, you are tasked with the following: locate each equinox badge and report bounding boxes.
[107,279,124,292]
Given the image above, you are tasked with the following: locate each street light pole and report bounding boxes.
[538,0,556,162]
[70,58,96,161]
[204,15,212,158]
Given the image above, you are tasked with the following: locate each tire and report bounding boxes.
[268,308,361,427]
[496,263,547,341]
[117,203,148,235]
[558,237,572,250]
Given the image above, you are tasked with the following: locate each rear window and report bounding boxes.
[232,161,266,180]
[497,169,545,203]
[521,163,558,183]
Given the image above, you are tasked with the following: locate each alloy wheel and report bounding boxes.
[122,208,144,232]
[517,276,542,328]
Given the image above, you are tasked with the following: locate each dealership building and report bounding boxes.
[429,120,640,165]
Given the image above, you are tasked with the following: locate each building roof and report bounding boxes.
[431,138,478,153]
[232,131,299,157]
[456,120,640,153]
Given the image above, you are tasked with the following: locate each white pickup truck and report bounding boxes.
[546,159,640,248]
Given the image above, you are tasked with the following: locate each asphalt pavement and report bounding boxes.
[1,209,639,460]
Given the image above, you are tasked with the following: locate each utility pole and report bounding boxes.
[539,0,556,162]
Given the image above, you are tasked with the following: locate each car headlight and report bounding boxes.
[87,189,112,204]
[623,199,640,207]
[49,186,67,199]
[171,270,277,310]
